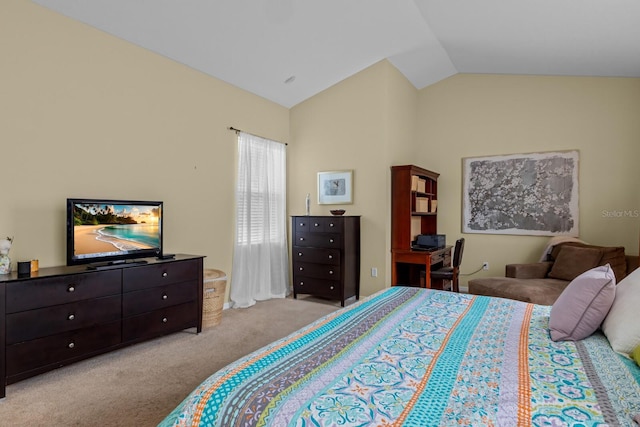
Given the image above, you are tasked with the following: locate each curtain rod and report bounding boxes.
[228,126,288,145]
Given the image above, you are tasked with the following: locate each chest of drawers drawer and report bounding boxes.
[294,232,342,248]
[123,281,198,317]
[123,259,198,292]
[123,301,198,342]
[294,217,344,233]
[6,322,122,378]
[305,218,344,233]
[293,247,340,265]
[6,270,121,313]
[292,276,340,299]
[6,295,121,344]
[293,261,341,280]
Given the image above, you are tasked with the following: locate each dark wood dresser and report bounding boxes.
[0,254,203,397]
[291,216,360,306]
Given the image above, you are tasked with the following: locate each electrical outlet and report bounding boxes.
[371,267,378,277]
[482,262,489,271]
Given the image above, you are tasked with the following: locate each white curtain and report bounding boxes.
[230,131,289,308]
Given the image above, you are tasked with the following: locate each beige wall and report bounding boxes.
[4,1,639,301]
[292,70,640,293]
[416,74,640,287]
[290,60,418,296]
[1,1,289,303]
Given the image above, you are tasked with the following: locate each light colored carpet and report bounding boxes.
[0,296,340,426]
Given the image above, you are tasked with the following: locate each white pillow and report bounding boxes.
[602,266,640,355]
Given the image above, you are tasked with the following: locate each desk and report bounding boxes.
[391,246,452,289]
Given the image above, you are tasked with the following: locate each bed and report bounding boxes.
[158,287,640,426]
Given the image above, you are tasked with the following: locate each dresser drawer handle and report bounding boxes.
[314,223,320,227]
[162,272,168,277]
[68,314,75,321]
[329,239,334,243]
[330,286,334,290]
[299,281,304,286]
[299,237,305,241]
[298,252,303,256]
[329,270,334,275]
[329,223,335,227]
[68,342,75,349]
[299,267,304,271]
[162,317,168,323]
[299,222,305,227]
[328,255,333,259]
[67,285,75,293]
[162,293,168,300]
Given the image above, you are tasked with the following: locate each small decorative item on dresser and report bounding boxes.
[330,209,346,216]
[0,236,13,274]
[17,261,31,276]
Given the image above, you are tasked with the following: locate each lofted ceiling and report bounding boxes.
[33,0,640,108]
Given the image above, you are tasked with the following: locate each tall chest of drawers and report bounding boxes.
[291,216,360,306]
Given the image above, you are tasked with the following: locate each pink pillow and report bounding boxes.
[549,264,616,341]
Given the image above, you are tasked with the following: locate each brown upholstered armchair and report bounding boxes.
[468,242,639,305]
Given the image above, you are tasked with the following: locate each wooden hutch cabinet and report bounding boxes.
[390,165,451,288]
[291,216,360,306]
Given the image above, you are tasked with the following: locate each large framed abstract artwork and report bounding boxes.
[462,150,579,236]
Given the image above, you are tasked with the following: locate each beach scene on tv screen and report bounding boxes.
[73,203,160,257]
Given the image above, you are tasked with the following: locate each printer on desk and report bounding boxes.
[412,234,446,251]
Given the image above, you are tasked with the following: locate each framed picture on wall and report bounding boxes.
[462,150,579,236]
[317,170,353,205]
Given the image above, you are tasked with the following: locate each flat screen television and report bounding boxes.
[66,198,163,267]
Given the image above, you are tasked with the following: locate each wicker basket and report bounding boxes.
[203,269,227,328]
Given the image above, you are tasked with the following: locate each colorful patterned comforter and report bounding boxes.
[159,287,640,426]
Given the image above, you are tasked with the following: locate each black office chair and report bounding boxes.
[431,238,465,293]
